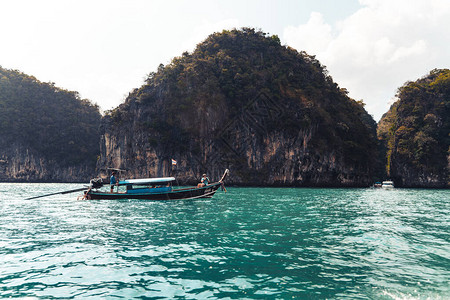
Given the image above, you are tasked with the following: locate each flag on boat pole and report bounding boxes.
[170,158,177,177]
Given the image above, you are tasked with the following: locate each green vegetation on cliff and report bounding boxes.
[378,69,449,187]
[104,28,378,186]
[0,67,101,168]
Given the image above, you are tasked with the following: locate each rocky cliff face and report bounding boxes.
[0,143,96,182]
[98,29,379,186]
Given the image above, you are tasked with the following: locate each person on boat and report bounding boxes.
[197,174,209,188]
[110,171,118,193]
[78,190,91,200]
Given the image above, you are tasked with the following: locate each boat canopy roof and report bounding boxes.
[119,177,176,185]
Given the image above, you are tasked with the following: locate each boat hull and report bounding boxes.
[87,182,222,200]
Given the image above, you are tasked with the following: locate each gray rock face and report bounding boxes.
[98,91,376,187]
[0,143,95,182]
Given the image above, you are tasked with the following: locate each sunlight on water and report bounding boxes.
[0,184,449,299]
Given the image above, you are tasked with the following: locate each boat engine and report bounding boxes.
[90,178,104,189]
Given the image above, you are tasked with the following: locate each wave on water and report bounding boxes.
[0,184,449,299]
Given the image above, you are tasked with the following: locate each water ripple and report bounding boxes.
[0,184,449,299]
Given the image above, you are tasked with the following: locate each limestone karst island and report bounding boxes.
[0,29,448,188]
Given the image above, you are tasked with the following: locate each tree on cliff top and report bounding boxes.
[0,67,101,168]
[377,69,449,188]
[104,28,379,186]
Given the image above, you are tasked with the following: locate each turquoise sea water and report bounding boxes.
[0,183,449,299]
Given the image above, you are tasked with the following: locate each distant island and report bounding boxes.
[378,69,449,188]
[0,28,448,187]
[0,67,101,182]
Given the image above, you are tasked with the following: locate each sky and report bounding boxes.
[0,0,449,121]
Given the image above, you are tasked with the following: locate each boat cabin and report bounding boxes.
[381,180,394,188]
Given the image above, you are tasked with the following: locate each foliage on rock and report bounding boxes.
[0,67,101,178]
[377,69,449,187]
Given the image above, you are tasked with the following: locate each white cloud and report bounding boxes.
[388,40,427,63]
[283,0,450,121]
[284,12,332,55]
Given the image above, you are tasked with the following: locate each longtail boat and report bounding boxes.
[82,169,229,200]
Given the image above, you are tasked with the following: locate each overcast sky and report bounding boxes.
[1,0,449,121]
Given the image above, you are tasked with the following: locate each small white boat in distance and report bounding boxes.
[382,180,394,188]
